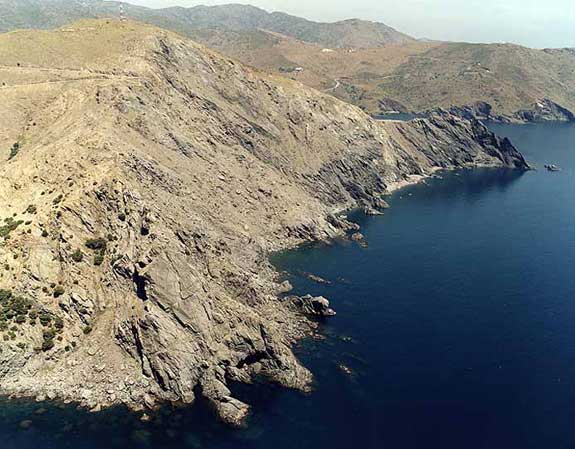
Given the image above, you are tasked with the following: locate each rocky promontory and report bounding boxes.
[437,99,575,124]
[0,20,528,425]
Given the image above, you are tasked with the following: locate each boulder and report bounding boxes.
[293,295,336,317]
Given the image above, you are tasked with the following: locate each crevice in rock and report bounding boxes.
[131,322,145,366]
[237,351,268,369]
[132,268,149,301]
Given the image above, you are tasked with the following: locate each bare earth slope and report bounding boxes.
[0,20,527,425]
[213,35,575,122]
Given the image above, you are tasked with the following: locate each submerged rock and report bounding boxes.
[351,232,367,247]
[305,273,332,285]
[338,364,354,376]
[545,164,561,172]
[19,420,33,430]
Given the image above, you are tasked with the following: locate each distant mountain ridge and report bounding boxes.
[1,0,573,122]
[0,0,415,48]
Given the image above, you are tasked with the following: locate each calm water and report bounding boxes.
[2,122,574,448]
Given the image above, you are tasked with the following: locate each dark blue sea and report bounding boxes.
[1,122,574,448]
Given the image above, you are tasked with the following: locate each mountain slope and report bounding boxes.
[0,0,415,48]
[170,5,415,48]
[0,20,526,424]
[1,1,573,122]
[375,42,575,120]
[215,33,575,121]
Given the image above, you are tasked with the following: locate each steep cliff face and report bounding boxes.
[0,20,527,425]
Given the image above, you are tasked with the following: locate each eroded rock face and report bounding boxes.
[0,20,528,424]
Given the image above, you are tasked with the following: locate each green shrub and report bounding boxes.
[0,220,24,238]
[41,339,55,351]
[71,249,83,263]
[0,289,12,302]
[93,253,105,266]
[25,205,37,214]
[8,142,20,160]
[43,329,56,340]
[39,313,52,326]
[41,327,57,351]
[53,286,65,298]
[0,291,32,323]
[83,325,93,335]
[85,238,107,251]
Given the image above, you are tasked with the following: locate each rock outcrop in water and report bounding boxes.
[0,20,528,425]
[291,295,336,317]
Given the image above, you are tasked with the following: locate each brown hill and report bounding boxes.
[2,1,573,121]
[214,34,575,121]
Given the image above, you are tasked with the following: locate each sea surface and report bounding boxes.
[1,122,574,449]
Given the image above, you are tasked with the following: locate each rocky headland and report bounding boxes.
[434,99,575,124]
[0,20,528,426]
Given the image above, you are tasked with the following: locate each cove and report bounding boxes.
[1,122,574,449]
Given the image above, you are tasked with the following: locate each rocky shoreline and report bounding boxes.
[427,99,575,125]
[0,20,530,427]
[1,151,525,426]
[377,99,575,125]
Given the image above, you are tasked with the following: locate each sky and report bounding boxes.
[125,0,575,48]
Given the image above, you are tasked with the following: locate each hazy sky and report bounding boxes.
[125,0,575,48]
